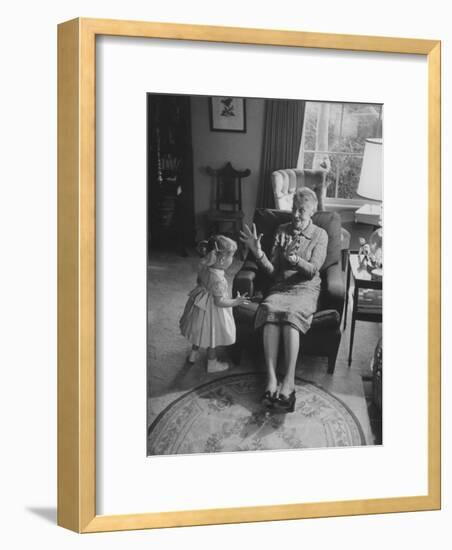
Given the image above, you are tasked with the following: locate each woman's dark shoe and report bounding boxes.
[275,390,296,413]
[261,390,277,408]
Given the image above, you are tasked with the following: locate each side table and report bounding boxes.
[344,251,382,365]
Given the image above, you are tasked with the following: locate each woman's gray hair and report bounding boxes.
[293,187,318,211]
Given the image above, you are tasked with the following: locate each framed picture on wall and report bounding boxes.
[209,96,247,132]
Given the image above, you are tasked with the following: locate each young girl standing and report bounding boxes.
[179,235,249,373]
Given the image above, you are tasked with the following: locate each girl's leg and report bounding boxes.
[279,325,300,397]
[262,323,281,394]
[188,344,199,363]
[206,347,229,372]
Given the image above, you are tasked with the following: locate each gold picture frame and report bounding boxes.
[57,17,441,533]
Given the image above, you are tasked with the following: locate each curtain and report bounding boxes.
[258,99,306,208]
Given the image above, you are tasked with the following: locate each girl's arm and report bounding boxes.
[210,276,249,308]
[213,293,248,308]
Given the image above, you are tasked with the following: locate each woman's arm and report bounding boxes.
[255,230,282,278]
[240,223,282,278]
[291,229,328,279]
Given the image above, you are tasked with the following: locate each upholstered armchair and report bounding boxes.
[272,168,329,211]
[232,208,345,374]
[271,168,351,267]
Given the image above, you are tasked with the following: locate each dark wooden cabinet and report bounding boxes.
[147,94,195,255]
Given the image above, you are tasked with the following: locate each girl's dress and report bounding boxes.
[180,264,236,348]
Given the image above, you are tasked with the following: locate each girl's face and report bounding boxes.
[292,195,316,228]
[218,251,234,270]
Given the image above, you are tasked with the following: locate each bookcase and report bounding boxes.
[147,94,195,255]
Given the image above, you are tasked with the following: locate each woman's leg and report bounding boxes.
[263,323,281,393]
[280,325,300,397]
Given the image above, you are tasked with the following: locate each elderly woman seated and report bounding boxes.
[240,188,328,413]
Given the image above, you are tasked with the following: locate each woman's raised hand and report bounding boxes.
[239,224,263,257]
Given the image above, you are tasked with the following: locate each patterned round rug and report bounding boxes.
[148,373,365,455]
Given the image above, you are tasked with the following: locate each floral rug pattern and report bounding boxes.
[148,373,365,456]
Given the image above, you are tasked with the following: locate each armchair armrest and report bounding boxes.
[233,270,257,298]
[322,262,345,316]
[242,259,259,273]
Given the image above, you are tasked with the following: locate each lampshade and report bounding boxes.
[357,138,383,201]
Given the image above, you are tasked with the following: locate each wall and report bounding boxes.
[1,1,450,549]
[191,95,265,239]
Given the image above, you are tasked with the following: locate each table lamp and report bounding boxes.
[355,137,383,279]
[355,137,382,224]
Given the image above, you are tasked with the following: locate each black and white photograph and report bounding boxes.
[146,94,383,456]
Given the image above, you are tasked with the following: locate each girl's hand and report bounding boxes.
[233,291,250,307]
[239,224,263,257]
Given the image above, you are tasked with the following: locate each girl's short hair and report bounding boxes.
[198,234,237,265]
[207,234,237,255]
[293,187,318,211]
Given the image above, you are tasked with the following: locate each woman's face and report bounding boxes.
[292,194,316,228]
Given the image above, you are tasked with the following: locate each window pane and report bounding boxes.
[325,154,341,198]
[303,102,319,151]
[338,154,364,198]
[301,102,382,200]
[327,103,343,152]
[334,104,382,153]
[324,153,364,199]
[303,152,315,170]
[352,104,382,141]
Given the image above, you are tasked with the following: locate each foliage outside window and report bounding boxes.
[299,102,383,200]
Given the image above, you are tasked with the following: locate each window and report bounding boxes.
[299,102,383,200]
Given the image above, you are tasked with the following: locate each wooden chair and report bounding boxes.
[206,162,251,244]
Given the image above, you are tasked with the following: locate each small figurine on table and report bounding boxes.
[358,238,375,269]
